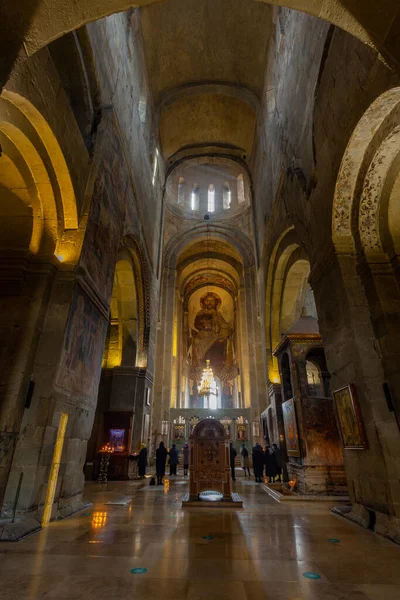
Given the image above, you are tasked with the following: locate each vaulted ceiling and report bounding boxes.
[140,0,273,163]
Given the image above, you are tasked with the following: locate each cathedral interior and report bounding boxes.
[1,0,400,597]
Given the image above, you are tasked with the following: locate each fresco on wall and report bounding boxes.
[333,384,368,449]
[301,397,344,465]
[55,285,108,403]
[79,130,128,303]
[188,287,237,384]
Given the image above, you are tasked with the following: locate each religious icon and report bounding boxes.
[188,292,237,383]
[220,420,231,437]
[282,398,300,457]
[173,424,185,440]
[189,417,200,435]
[333,384,368,449]
[236,424,248,441]
[109,429,125,453]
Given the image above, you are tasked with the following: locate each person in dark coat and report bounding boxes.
[229,442,237,481]
[252,443,265,483]
[156,441,168,485]
[168,444,179,476]
[265,445,278,483]
[183,443,190,477]
[272,443,284,482]
[138,444,147,478]
[240,442,251,476]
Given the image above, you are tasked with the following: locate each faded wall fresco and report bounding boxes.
[55,285,108,404]
[301,397,343,466]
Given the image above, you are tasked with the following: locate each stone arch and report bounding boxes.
[121,236,151,367]
[102,238,150,369]
[264,227,297,382]
[0,90,79,260]
[265,228,317,384]
[164,223,254,270]
[103,257,139,369]
[332,87,400,256]
[332,87,400,423]
[280,252,316,334]
[16,1,400,72]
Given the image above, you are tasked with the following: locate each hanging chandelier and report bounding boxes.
[199,359,218,398]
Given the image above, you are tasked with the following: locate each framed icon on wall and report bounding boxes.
[282,398,300,457]
[109,428,125,453]
[173,424,185,440]
[236,424,248,441]
[333,384,368,449]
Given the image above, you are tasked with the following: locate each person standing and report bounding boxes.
[252,443,265,483]
[183,443,190,477]
[240,442,251,477]
[138,443,147,478]
[168,444,179,476]
[156,441,168,485]
[272,443,284,483]
[229,442,237,481]
[264,445,278,483]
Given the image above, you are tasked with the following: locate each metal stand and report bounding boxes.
[97,451,112,483]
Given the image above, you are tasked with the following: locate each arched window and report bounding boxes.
[191,185,199,211]
[223,182,231,209]
[237,174,245,204]
[306,360,323,397]
[208,184,215,213]
[177,177,185,204]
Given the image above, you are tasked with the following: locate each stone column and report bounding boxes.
[242,265,266,442]
[312,251,400,533]
[182,307,189,408]
[0,267,84,524]
[152,266,177,448]
[359,258,400,423]
[0,257,60,511]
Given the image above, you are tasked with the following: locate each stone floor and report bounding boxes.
[1,473,400,599]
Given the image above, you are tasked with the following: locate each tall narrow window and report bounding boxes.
[237,174,245,204]
[191,185,199,211]
[223,183,231,209]
[138,94,147,124]
[208,184,215,213]
[177,177,185,205]
[152,148,159,186]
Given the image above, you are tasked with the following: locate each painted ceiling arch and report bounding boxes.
[178,258,241,290]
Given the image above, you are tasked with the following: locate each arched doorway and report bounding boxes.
[85,246,151,480]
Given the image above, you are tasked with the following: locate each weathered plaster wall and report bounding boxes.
[87,10,164,268]
[252,9,330,250]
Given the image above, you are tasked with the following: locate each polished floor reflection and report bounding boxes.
[1,476,400,599]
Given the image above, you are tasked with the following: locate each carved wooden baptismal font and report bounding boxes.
[182,418,243,507]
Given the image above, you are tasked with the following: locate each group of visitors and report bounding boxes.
[229,441,284,483]
[141,439,283,485]
[155,442,190,485]
[251,442,284,483]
